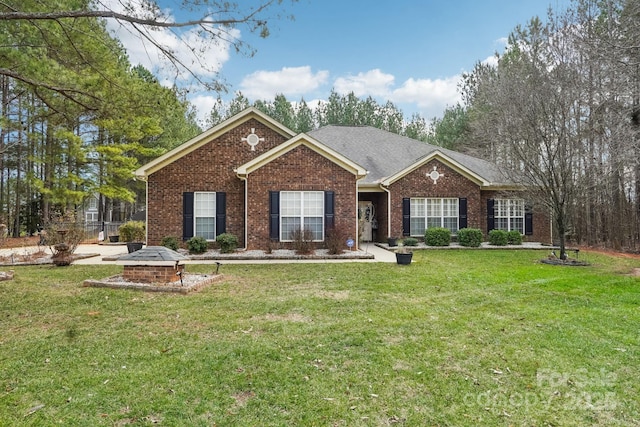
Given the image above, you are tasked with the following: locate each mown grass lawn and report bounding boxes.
[1,250,638,426]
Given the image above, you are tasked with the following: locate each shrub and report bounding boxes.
[507,230,523,245]
[489,229,508,246]
[187,236,209,254]
[458,228,483,247]
[402,237,418,246]
[217,233,238,253]
[291,228,314,255]
[325,225,348,255]
[119,221,145,242]
[160,236,180,251]
[425,227,451,246]
[45,211,86,266]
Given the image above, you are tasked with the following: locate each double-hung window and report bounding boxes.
[410,198,459,235]
[494,199,524,234]
[280,191,324,241]
[194,192,216,240]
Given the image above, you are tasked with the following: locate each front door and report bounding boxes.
[358,201,375,242]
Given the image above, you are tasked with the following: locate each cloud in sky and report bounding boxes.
[239,66,330,99]
[333,69,395,98]
[100,0,237,85]
[99,0,469,123]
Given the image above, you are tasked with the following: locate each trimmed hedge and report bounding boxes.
[187,236,209,254]
[458,228,483,247]
[507,230,523,245]
[488,229,508,246]
[118,221,145,242]
[217,233,238,253]
[425,227,451,246]
[402,237,419,247]
[160,236,180,251]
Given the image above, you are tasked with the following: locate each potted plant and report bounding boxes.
[387,236,398,247]
[395,246,413,265]
[119,221,146,253]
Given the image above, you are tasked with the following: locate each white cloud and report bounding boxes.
[189,94,219,127]
[333,69,395,97]
[391,76,462,119]
[239,66,330,100]
[99,0,237,84]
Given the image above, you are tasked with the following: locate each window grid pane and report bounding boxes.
[410,198,460,235]
[281,192,301,216]
[194,192,216,240]
[280,191,324,241]
[410,217,425,236]
[495,199,524,233]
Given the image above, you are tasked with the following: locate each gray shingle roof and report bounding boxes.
[308,125,509,185]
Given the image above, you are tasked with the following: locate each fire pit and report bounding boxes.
[116,246,187,283]
[83,246,222,293]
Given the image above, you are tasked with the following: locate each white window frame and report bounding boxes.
[280,191,324,242]
[87,197,98,210]
[410,198,459,236]
[85,211,99,222]
[194,192,216,241]
[494,199,524,234]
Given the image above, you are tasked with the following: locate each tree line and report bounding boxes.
[3,0,638,254]
[0,0,290,237]
[450,0,640,254]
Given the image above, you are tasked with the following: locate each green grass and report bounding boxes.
[0,250,638,426]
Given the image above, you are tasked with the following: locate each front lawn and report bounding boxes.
[1,250,638,426]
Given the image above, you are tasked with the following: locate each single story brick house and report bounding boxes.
[134,107,550,250]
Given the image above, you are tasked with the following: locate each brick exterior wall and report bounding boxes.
[480,190,551,244]
[146,119,289,247]
[123,264,185,283]
[387,160,481,238]
[145,114,551,249]
[246,144,358,250]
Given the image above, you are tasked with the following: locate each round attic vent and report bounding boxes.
[242,128,264,151]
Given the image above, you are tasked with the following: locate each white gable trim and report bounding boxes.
[235,133,368,179]
[134,108,297,180]
[380,150,490,187]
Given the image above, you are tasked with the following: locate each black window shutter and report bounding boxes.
[216,192,226,236]
[487,199,495,231]
[324,191,335,233]
[402,198,411,236]
[525,203,534,236]
[459,198,468,229]
[183,192,194,241]
[269,191,280,240]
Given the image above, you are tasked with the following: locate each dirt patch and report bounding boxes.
[629,268,640,277]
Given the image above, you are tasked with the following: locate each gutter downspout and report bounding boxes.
[234,170,248,251]
[381,183,392,239]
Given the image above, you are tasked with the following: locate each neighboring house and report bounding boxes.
[84,194,99,223]
[134,108,551,250]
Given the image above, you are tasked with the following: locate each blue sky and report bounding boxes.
[106,0,571,125]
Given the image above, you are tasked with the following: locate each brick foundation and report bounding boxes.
[122,264,185,283]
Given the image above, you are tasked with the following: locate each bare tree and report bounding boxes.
[462,0,640,255]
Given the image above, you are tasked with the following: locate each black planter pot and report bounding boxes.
[127,242,144,253]
[395,252,413,265]
[388,237,398,247]
[109,235,120,243]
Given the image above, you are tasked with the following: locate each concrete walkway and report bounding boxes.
[0,242,398,265]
